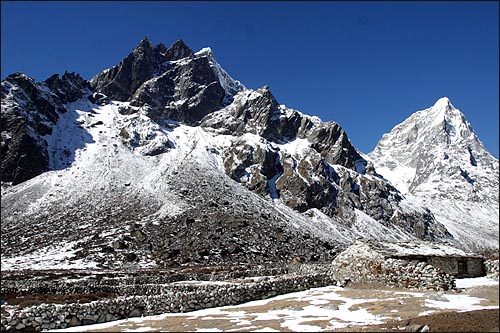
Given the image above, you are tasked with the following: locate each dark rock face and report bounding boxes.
[1,73,65,184]
[1,71,92,184]
[223,138,282,197]
[200,86,363,167]
[0,122,49,185]
[163,39,194,61]
[277,154,340,214]
[201,86,315,141]
[3,73,64,122]
[91,38,228,125]
[307,122,363,168]
[200,86,366,208]
[90,37,160,101]
[131,55,226,125]
[90,38,195,103]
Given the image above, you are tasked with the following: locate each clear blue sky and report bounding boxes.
[2,1,498,157]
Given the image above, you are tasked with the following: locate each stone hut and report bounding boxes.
[330,239,484,290]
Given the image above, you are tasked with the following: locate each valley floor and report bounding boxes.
[50,277,499,332]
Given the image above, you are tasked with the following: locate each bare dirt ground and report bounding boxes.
[57,280,499,332]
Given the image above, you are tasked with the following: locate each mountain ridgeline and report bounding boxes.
[1,38,496,271]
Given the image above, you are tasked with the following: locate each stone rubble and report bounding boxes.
[485,259,499,280]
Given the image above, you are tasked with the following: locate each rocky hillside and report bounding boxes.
[1,38,454,271]
[368,97,499,253]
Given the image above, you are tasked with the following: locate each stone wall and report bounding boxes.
[1,272,336,331]
[1,266,287,297]
[485,259,499,280]
[330,244,455,291]
[427,256,484,278]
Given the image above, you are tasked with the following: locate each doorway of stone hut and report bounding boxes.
[458,260,468,276]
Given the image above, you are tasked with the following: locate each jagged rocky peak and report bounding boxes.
[2,72,67,126]
[201,85,364,171]
[200,85,447,241]
[126,53,226,125]
[44,71,91,103]
[135,36,153,50]
[90,38,194,102]
[121,43,245,125]
[4,71,34,87]
[163,38,194,60]
[90,38,245,125]
[90,37,158,101]
[201,85,282,138]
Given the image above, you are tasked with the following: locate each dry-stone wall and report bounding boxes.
[381,259,455,290]
[1,267,286,297]
[485,259,499,280]
[1,272,336,331]
[330,242,455,291]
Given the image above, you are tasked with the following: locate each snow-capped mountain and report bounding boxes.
[1,38,456,270]
[368,97,499,253]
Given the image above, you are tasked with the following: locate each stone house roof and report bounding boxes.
[350,239,482,259]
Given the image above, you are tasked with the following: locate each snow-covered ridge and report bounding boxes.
[368,97,499,252]
[195,47,246,96]
[161,46,246,98]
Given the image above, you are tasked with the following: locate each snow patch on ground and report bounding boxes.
[423,294,498,313]
[455,276,499,289]
[1,242,98,271]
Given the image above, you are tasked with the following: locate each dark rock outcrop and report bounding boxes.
[90,37,160,101]
[0,122,49,185]
[201,86,315,141]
